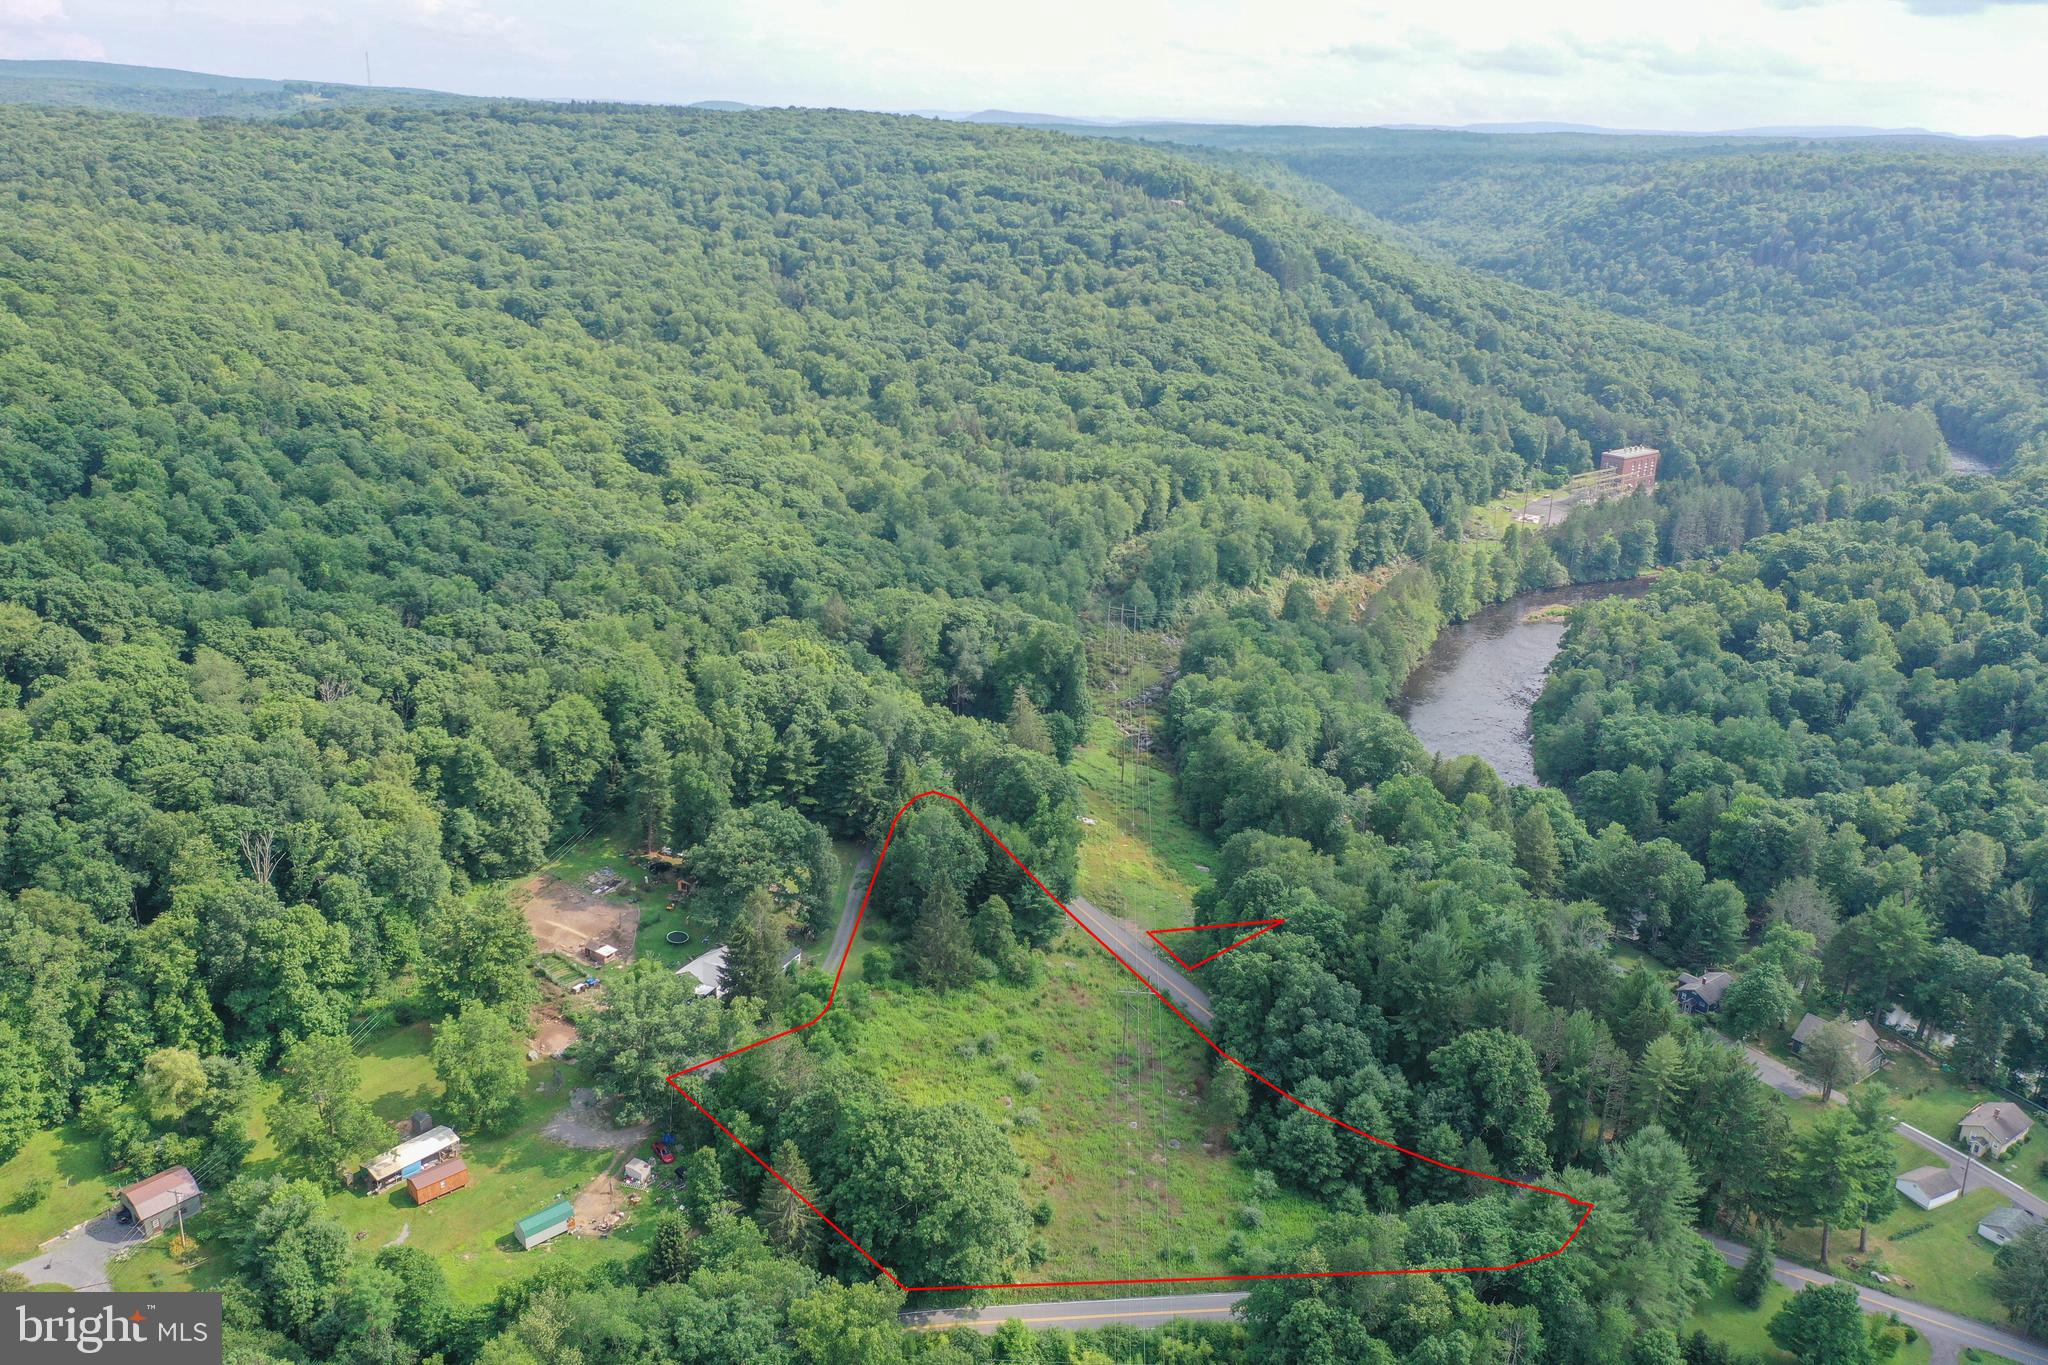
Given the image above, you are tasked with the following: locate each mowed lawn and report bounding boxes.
[1687,1263,1934,1365]
[106,1023,648,1303]
[1880,1051,2048,1205]
[1773,1103,2012,1327]
[0,1124,129,1268]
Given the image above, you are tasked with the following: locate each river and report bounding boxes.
[1397,580,1650,786]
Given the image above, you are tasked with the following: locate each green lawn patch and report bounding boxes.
[1070,719,1218,931]
[106,1021,644,1303]
[0,1124,124,1265]
[1686,1262,1933,1365]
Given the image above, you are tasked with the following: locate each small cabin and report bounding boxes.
[677,944,730,998]
[118,1166,204,1237]
[407,1159,470,1206]
[1960,1102,2034,1159]
[515,1200,576,1249]
[1674,971,1731,1015]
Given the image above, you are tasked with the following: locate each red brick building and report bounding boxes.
[1600,445,1661,492]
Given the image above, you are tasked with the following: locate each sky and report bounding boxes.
[1,0,2045,136]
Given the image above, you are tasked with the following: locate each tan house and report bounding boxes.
[1960,1102,2034,1159]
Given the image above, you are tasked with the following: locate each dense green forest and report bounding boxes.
[1074,124,2048,470]
[1,84,2037,1365]
[1536,475,2048,1082]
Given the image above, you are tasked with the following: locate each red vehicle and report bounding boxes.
[652,1140,674,1164]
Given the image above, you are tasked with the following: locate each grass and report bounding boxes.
[1686,1262,1935,1365]
[0,1125,127,1266]
[1069,718,1218,931]
[100,1022,647,1303]
[840,917,1319,1287]
[829,726,1315,1289]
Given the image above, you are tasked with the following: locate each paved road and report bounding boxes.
[7,1211,143,1290]
[1066,894,1214,1027]
[1708,1234,2048,1365]
[823,845,876,979]
[903,1291,1246,1334]
[1735,1038,2048,1218]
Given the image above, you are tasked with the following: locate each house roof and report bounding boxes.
[407,1158,467,1189]
[364,1125,460,1181]
[517,1201,575,1238]
[1677,971,1732,1005]
[676,945,729,997]
[1962,1102,2034,1146]
[1793,1014,1883,1065]
[1900,1165,1961,1199]
[1980,1205,2038,1236]
[119,1166,201,1221]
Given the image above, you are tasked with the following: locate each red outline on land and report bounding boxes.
[666,790,1593,1292]
[1146,918,1285,970]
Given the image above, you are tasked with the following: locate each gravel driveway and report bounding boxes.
[7,1210,144,1290]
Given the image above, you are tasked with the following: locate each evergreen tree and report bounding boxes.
[757,1139,820,1261]
[683,1146,726,1227]
[644,1210,691,1285]
[912,874,979,990]
[627,728,673,852]
[721,889,788,1010]
[1513,806,1562,896]
[1007,686,1054,755]
[1735,1225,1775,1309]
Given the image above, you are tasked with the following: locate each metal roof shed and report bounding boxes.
[515,1200,575,1249]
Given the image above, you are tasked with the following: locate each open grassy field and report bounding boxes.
[1070,719,1218,932]
[841,915,1319,1287]
[0,1125,126,1266]
[98,1022,650,1303]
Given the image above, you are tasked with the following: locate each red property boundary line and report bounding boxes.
[666,790,1593,1292]
[1146,918,1286,970]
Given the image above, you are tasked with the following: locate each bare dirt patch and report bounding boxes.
[571,1157,635,1236]
[529,1006,577,1059]
[515,872,640,963]
[542,1087,653,1151]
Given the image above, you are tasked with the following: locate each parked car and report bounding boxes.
[652,1140,674,1164]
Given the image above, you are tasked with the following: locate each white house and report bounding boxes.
[1979,1205,2038,1246]
[1897,1165,1962,1211]
[676,944,729,997]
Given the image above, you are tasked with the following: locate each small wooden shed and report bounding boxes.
[515,1200,575,1249]
[407,1159,469,1206]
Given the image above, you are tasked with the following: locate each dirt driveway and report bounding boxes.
[515,871,640,963]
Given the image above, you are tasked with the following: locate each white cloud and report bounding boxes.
[12,0,2048,136]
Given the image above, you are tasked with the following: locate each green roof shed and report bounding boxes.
[515,1200,575,1249]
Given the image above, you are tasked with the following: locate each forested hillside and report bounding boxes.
[1091,125,2048,469]
[1536,474,2048,1083]
[0,92,1979,1364]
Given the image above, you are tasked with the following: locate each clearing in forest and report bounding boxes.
[667,791,1593,1292]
